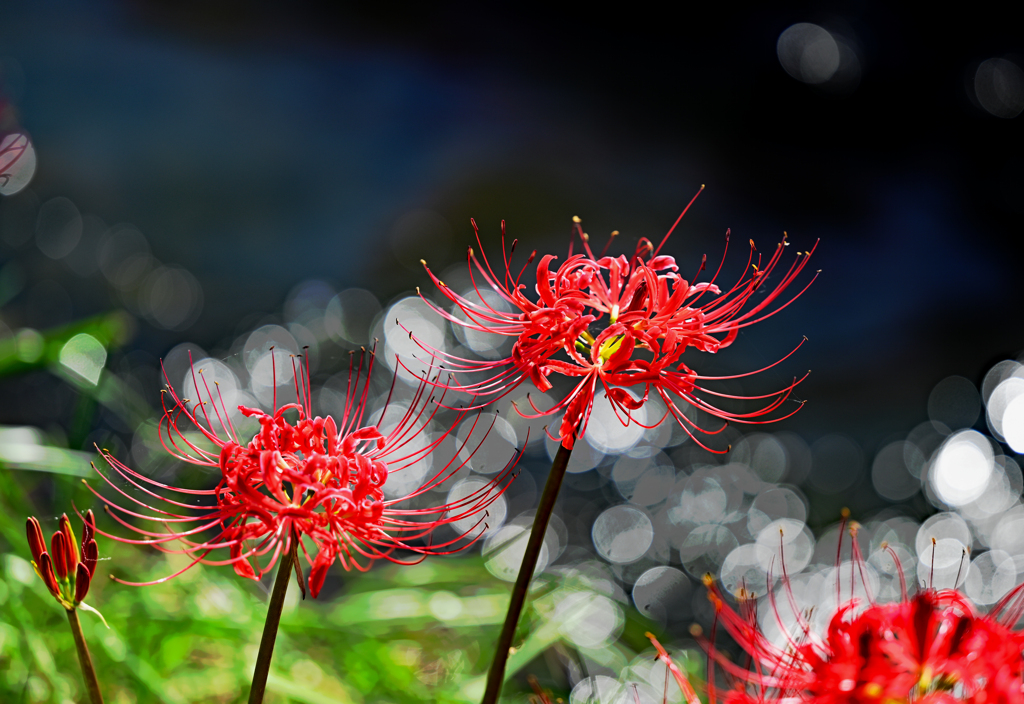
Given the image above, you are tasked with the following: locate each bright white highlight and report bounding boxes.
[59,333,107,387]
[929,430,994,507]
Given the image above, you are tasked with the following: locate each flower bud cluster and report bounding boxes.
[26,511,99,610]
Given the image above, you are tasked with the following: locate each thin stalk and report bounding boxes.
[248,546,294,704]
[66,608,104,704]
[482,442,573,704]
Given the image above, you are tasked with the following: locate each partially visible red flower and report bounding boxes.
[27,511,100,610]
[414,188,817,450]
[88,351,519,598]
[0,131,36,195]
[694,525,1024,704]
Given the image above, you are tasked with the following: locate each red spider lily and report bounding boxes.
[413,188,818,450]
[26,511,100,610]
[693,522,1024,704]
[87,350,521,598]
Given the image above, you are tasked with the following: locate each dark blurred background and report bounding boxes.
[2,2,1023,702]
[4,2,1020,442]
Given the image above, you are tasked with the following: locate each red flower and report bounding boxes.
[87,351,519,598]
[695,526,1024,704]
[26,511,100,610]
[414,189,817,450]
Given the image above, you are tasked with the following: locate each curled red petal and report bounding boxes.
[308,547,334,599]
[607,386,645,411]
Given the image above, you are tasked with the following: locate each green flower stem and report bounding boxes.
[66,608,104,704]
[482,442,573,704]
[248,546,294,704]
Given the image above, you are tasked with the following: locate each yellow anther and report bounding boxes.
[919,666,934,690]
[572,215,581,223]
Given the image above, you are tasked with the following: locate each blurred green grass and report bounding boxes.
[0,468,688,703]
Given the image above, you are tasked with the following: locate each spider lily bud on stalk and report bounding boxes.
[27,511,106,704]
[26,510,100,611]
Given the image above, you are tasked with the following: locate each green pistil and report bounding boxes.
[574,327,626,363]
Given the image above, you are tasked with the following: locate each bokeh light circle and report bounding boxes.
[929,430,994,507]
[777,23,840,84]
[964,549,1016,605]
[586,389,647,454]
[456,412,517,475]
[593,505,654,564]
[631,566,690,624]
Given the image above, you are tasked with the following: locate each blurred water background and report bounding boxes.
[1,3,1022,703]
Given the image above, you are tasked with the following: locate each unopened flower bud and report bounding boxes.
[26,517,46,565]
[59,513,80,571]
[74,562,92,603]
[83,539,98,578]
[39,552,61,598]
[51,530,69,581]
[82,509,96,545]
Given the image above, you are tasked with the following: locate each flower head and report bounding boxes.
[695,522,1024,704]
[26,511,100,610]
[414,188,818,450]
[88,350,519,598]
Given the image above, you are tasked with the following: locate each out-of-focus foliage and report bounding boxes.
[1,467,689,703]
